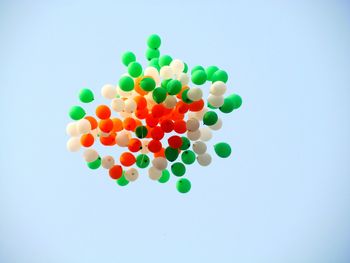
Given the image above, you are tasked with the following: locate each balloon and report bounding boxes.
[212,69,228,83]
[152,157,168,170]
[180,137,191,150]
[191,69,207,85]
[67,137,81,152]
[128,62,143,78]
[203,111,218,126]
[197,153,212,166]
[199,127,213,141]
[159,55,172,67]
[158,169,170,183]
[160,65,174,79]
[125,167,139,182]
[181,150,196,165]
[87,156,101,169]
[152,87,167,103]
[219,94,242,113]
[191,65,205,74]
[206,66,219,81]
[146,48,160,61]
[187,130,201,141]
[186,118,200,131]
[163,95,177,109]
[165,146,179,162]
[210,81,226,96]
[77,119,91,134]
[147,34,161,49]
[111,98,125,112]
[192,141,207,155]
[116,172,129,186]
[79,88,94,103]
[207,94,224,108]
[144,67,161,84]
[101,84,117,99]
[140,77,156,92]
[170,59,184,75]
[209,118,223,130]
[171,162,186,177]
[136,154,150,168]
[214,142,232,158]
[148,166,162,180]
[124,98,137,113]
[69,106,86,120]
[121,51,136,66]
[176,178,191,193]
[177,72,190,86]
[66,122,79,136]
[187,87,203,101]
[95,105,111,120]
[119,76,134,91]
[166,79,182,95]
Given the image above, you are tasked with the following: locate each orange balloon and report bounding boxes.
[134,95,147,110]
[128,138,142,152]
[100,133,116,146]
[95,105,111,119]
[80,133,94,147]
[123,117,137,131]
[120,152,136,166]
[85,116,98,130]
[112,118,123,132]
[99,119,114,133]
[154,147,165,158]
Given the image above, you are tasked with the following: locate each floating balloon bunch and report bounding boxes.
[66,34,242,194]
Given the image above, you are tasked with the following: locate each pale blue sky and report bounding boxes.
[1,1,350,263]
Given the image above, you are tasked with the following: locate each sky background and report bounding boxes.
[1,0,350,262]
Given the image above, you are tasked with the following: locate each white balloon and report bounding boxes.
[102,155,115,169]
[160,66,173,79]
[141,140,150,154]
[199,127,213,141]
[116,130,130,147]
[186,118,200,131]
[144,67,161,85]
[66,122,79,136]
[125,167,139,182]
[101,84,117,99]
[111,98,125,112]
[83,149,99,162]
[148,166,162,180]
[66,137,81,152]
[209,118,223,130]
[207,94,224,108]
[76,119,91,134]
[163,95,177,109]
[177,72,190,86]
[192,108,208,120]
[210,81,227,96]
[117,86,133,98]
[152,157,167,170]
[124,98,137,113]
[192,141,207,155]
[197,153,212,166]
[187,129,201,141]
[187,87,203,101]
[170,59,184,75]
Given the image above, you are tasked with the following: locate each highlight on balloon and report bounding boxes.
[66,34,242,194]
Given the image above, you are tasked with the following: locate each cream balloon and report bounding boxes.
[66,122,79,137]
[199,127,213,141]
[111,98,125,112]
[144,67,161,85]
[207,94,224,108]
[152,157,168,170]
[197,153,212,166]
[116,130,130,147]
[210,81,227,96]
[177,72,190,86]
[160,66,173,79]
[187,129,201,141]
[76,119,91,134]
[192,141,207,155]
[124,98,137,113]
[209,118,223,130]
[163,95,177,109]
[170,59,184,75]
[186,118,200,131]
[101,155,115,169]
[66,137,81,152]
[148,166,162,180]
[101,84,117,99]
[83,149,99,162]
[187,87,203,101]
[125,167,139,182]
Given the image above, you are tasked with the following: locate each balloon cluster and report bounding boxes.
[66,34,242,194]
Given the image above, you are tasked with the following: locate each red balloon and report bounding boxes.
[148,139,162,153]
[168,135,183,149]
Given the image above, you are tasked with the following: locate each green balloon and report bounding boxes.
[219,94,242,113]
[135,126,148,138]
[117,172,129,186]
[191,70,207,85]
[158,169,170,183]
[69,105,86,120]
[171,162,186,177]
[149,58,160,70]
[146,48,160,61]
[214,142,232,158]
[147,34,161,49]
[136,154,150,168]
[128,62,143,78]
[212,69,228,83]
[181,150,196,165]
[152,87,167,103]
[228,94,242,109]
[180,137,191,150]
[203,111,218,126]
[166,79,182,95]
[183,62,188,73]
[140,77,156,91]
[206,66,219,81]
[191,65,205,75]
[121,51,136,66]
[87,156,101,169]
[176,178,191,193]
[159,55,172,67]
[165,147,179,162]
[181,89,192,104]
[119,76,134,91]
[161,79,171,88]
[79,88,94,103]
